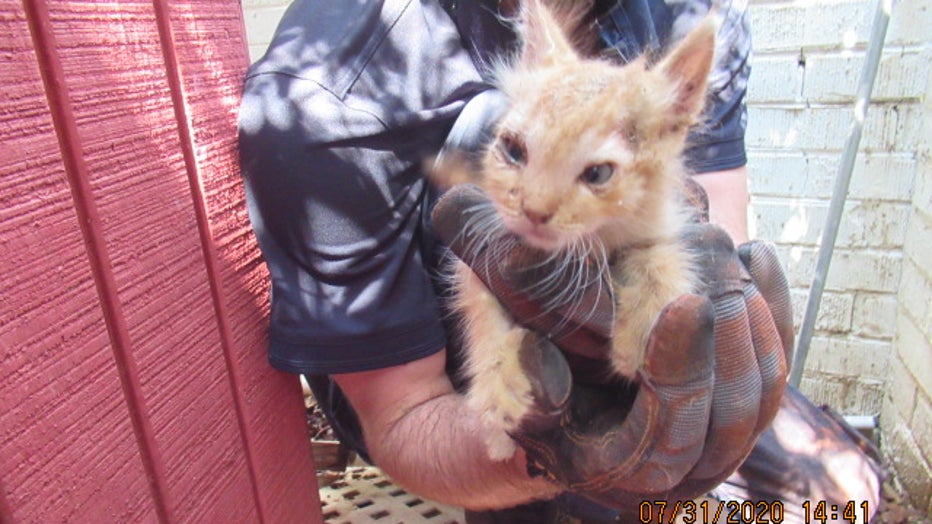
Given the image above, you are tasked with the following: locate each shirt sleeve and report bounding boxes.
[238,0,484,375]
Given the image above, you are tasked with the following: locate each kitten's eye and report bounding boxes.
[580,163,615,186]
[498,134,527,166]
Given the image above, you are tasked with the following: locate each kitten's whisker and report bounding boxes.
[553,241,593,336]
[528,241,587,337]
[524,256,570,307]
[578,236,614,333]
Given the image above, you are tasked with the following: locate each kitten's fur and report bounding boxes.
[442,0,716,460]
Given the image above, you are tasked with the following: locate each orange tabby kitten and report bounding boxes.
[444,0,716,460]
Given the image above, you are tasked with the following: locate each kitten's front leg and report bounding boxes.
[610,242,695,379]
[454,260,535,461]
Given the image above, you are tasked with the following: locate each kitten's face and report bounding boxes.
[478,0,715,252]
[482,61,686,251]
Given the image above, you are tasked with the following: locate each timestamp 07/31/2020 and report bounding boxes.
[638,499,872,523]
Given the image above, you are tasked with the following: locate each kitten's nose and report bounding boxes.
[522,206,553,225]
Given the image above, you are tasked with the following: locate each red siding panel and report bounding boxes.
[0,5,158,522]
[161,2,322,522]
[1,1,320,522]
[44,2,258,519]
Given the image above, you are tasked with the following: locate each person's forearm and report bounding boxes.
[369,390,561,509]
[332,352,561,510]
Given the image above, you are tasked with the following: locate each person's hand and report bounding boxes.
[430,183,793,511]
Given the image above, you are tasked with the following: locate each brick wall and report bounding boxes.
[747,0,925,416]
[879,10,932,512]
[747,0,930,513]
[240,0,931,515]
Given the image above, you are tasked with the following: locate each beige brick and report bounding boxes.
[747,54,803,103]
[898,259,932,342]
[913,142,932,210]
[746,103,920,154]
[750,197,910,248]
[904,209,932,277]
[748,197,817,245]
[746,153,809,194]
[912,393,932,466]
[877,103,920,153]
[242,4,289,47]
[248,44,268,64]
[894,311,932,401]
[799,374,882,414]
[803,335,890,381]
[887,0,932,47]
[747,4,806,53]
[846,154,917,203]
[915,162,932,215]
[790,290,853,333]
[882,421,932,512]
[749,1,872,52]
[844,379,884,415]
[852,292,898,339]
[881,389,905,448]
[746,152,917,202]
[752,0,929,51]
[887,354,917,422]
[802,48,928,103]
[777,245,902,293]
[800,374,847,408]
[840,200,911,248]
[242,0,291,7]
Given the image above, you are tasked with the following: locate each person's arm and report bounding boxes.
[332,350,562,510]
[693,165,750,243]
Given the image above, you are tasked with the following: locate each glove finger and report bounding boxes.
[560,294,715,496]
[516,332,573,434]
[696,291,763,481]
[743,283,788,433]
[683,224,766,480]
[738,241,794,376]
[642,240,790,498]
[661,290,780,498]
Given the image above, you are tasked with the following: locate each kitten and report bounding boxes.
[440,0,716,460]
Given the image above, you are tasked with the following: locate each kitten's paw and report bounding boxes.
[466,384,529,460]
[464,327,536,460]
[609,329,646,380]
[467,393,522,460]
[484,430,518,461]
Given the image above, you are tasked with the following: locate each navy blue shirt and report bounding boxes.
[239,0,751,455]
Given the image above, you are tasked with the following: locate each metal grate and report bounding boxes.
[319,467,465,524]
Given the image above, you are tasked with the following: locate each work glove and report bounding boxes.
[430,182,793,514]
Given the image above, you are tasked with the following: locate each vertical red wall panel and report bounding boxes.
[44,1,259,520]
[1,1,321,522]
[161,2,323,523]
[0,4,158,522]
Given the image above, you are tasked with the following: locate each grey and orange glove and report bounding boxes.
[431,183,793,512]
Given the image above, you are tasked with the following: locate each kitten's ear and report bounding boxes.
[656,16,717,122]
[517,0,581,69]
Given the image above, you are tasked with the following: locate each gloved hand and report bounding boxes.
[431,183,793,512]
